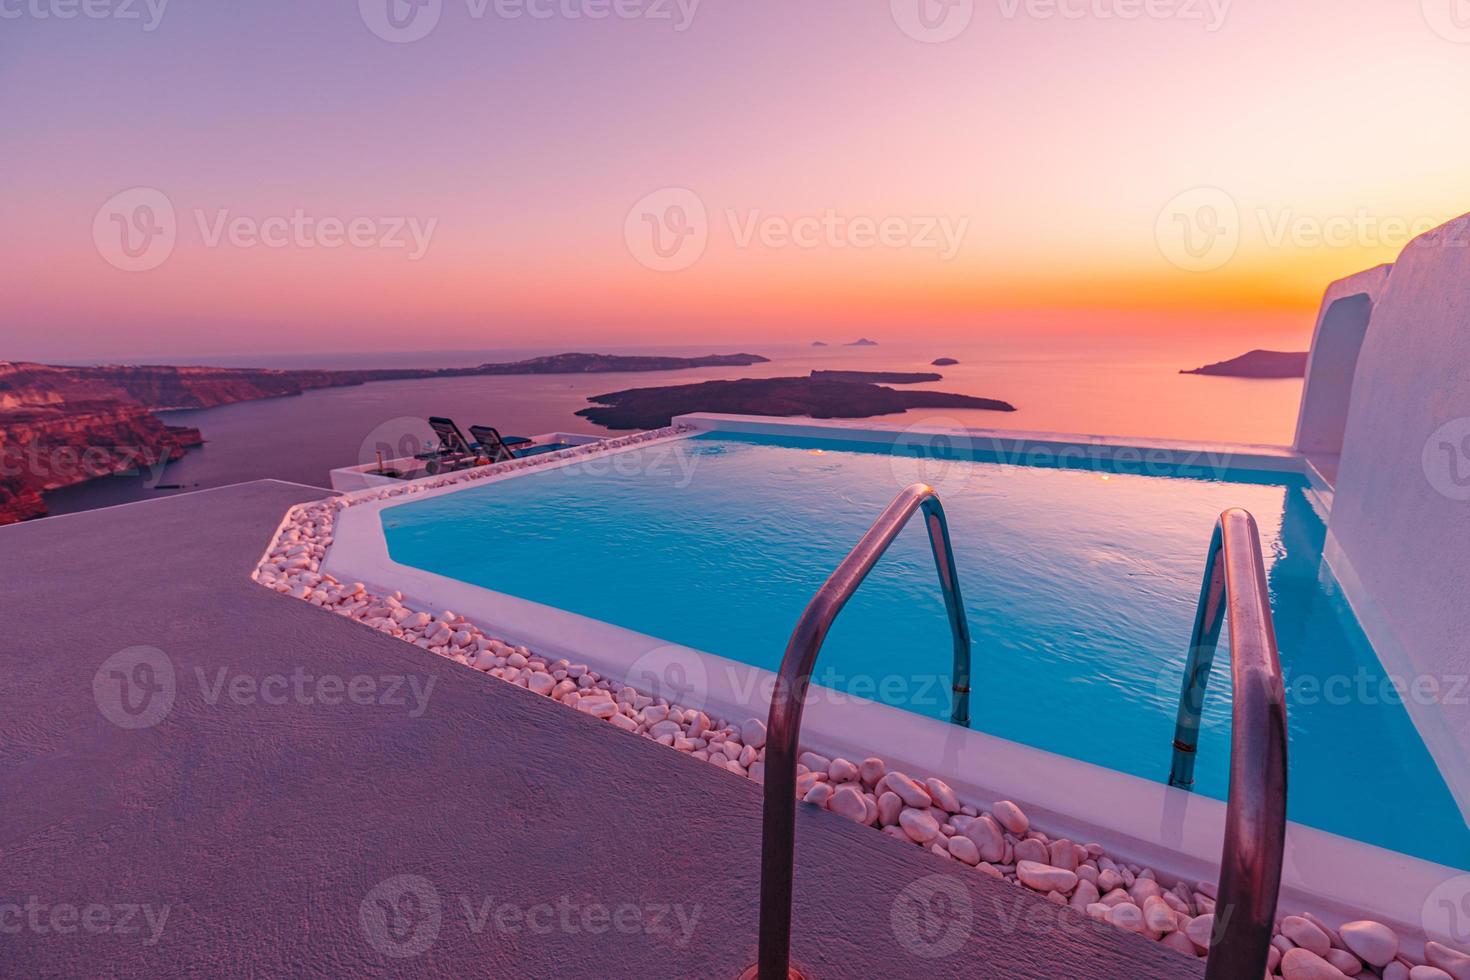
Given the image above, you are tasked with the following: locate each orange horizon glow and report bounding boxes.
[4,0,1469,359]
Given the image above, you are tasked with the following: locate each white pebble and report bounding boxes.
[992,800,1028,835]
[1016,861,1077,894]
[1280,948,1350,980]
[1338,921,1398,968]
[885,772,932,809]
[899,808,940,843]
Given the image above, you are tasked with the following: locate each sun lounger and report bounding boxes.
[468,425,534,463]
[422,417,481,473]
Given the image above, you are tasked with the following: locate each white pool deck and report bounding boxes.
[329,431,604,491]
[318,412,1465,949]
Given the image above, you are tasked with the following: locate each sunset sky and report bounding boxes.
[4,0,1469,359]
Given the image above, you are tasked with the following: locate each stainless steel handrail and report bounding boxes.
[1167,508,1289,980]
[752,483,972,980]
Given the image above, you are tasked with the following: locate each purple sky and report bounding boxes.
[3,0,1469,359]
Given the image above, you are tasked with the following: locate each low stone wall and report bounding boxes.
[249,426,1464,980]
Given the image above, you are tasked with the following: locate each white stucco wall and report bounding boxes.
[1295,265,1392,456]
[1325,213,1470,814]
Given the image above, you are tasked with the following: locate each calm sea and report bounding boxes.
[40,332,1309,517]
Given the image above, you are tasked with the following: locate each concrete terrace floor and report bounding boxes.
[1,480,1204,978]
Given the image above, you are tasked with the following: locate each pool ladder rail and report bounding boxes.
[1166,508,1290,980]
[745,490,1288,980]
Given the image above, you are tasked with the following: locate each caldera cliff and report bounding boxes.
[0,353,770,523]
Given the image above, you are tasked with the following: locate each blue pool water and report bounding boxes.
[382,431,1469,868]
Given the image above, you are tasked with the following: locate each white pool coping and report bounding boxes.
[321,413,1458,946]
[329,431,604,491]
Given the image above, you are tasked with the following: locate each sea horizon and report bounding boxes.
[39,329,1311,518]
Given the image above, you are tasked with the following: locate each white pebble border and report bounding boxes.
[250,426,1468,980]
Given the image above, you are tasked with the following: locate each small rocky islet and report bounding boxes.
[576,374,1014,429]
[1182,349,1308,378]
[808,369,942,384]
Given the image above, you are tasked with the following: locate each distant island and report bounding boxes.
[932,357,959,366]
[811,341,828,347]
[810,370,941,384]
[0,352,770,524]
[845,338,879,346]
[577,374,1015,429]
[1181,350,1308,378]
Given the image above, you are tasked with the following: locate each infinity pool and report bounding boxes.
[381,430,1468,868]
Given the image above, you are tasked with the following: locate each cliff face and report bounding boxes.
[17,353,774,411]
[0,352,772,523]
[0,398,202,524]
[62,365,348,408]
[0,361,312,523]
